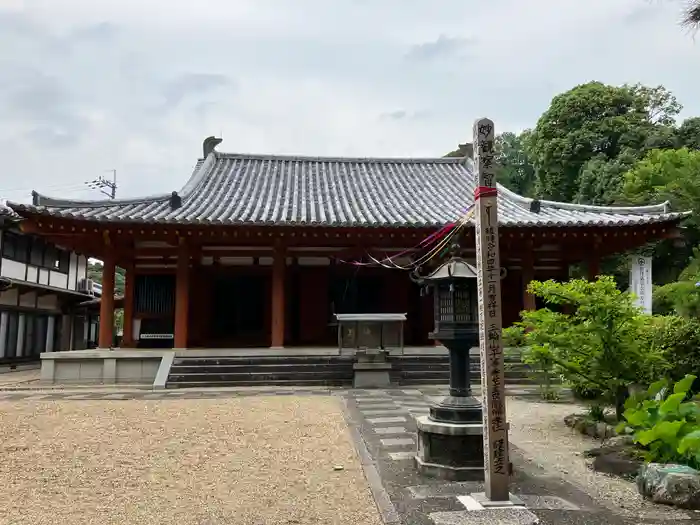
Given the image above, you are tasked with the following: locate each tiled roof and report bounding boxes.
[0,199,21,221]
[9,151,687,228]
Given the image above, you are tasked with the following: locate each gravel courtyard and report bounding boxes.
[0,396,381,525]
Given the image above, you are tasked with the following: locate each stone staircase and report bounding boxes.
[165,352,541,388]
[166,356,355,388]
[388,352,538,386]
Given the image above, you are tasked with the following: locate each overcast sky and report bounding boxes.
[0,0,697,202]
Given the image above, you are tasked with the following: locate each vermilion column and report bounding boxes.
[122,264,135,347]
[271,242,286,348]
[174,241,190,349]
[98,252,116,348]
[588,241,601,281]
[522,248,536,311]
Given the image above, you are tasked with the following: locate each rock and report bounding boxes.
[595,422,608,439]
[638,463,700,509]
[333,465,344,471]
[605,435,634,448]
[564,414,583,428]
[591,449,643,479]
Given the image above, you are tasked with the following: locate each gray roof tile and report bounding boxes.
[9,152,687,228]
[0,199,21,221]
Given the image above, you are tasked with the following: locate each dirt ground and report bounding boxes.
[0,396,381,525]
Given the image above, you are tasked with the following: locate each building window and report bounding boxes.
[4,311,19,359]
[1,232,29,263]
[57,250,70,273]
[29,238,44,266]
[43,245,57,270]
[1,232,70,273]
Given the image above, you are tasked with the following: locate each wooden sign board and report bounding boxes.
[473,117,510,502]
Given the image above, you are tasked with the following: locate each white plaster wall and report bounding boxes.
[1,259,26,280]
[37,294,58,311]
[68,252,78,291]
[19,291,36,308]
[26,266,38,282]
[0,288,18,306]
[75,255,87,291]
[38,268,49,285]
[49,271,68,288]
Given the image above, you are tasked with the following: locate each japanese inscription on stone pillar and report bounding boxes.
[473,117,510,502]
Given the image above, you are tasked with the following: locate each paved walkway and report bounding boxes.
[340,389,698,525]
[1,384,696,524]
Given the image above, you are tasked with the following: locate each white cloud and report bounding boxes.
[0,0,697,202]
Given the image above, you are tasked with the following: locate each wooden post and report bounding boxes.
[122,264,135,347]
[271,241,286,348]
[98,252,116,348]
[474,117,510,502]
[174,240,190,349]
[522,244,536,311]
[587,240,600,281]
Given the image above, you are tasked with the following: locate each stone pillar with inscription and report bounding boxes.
[470,118,517,506]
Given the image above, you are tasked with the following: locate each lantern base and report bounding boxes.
[414,415,485,481]
[429,395,483,424]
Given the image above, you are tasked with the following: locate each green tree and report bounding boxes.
[678,117,700,150]
[683,1,700,28]
[87,261,126,295]
[494,131,536,196]
[444,132,535,196]
[621,148,700,228]
[528,82,681,203]
[507,276,667,419]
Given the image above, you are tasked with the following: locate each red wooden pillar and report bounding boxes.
[522,246,536,311]
[122,263,135,347]
[587,240,601,281]
[174,240,190,349]
[271,242,286,348]
[98,252,116,348]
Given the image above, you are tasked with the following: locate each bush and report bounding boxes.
[509,276,667,419]
[639,315,700,388]
[617,375,700,468]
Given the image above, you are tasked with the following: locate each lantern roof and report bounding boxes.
[423,257,478,281]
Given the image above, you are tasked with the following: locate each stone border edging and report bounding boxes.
[340,397,401,525]
[153,352,176,390]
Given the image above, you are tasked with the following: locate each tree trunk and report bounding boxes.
[615,385,628,421]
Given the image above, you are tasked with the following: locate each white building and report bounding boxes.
[0,202,100,369]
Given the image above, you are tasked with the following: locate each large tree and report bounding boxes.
[528,81,681,203]
[684,1,700,28]
[444,131,535,196]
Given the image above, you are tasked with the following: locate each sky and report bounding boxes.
[0,0,698,202]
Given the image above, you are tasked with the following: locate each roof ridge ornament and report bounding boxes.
[203,136,222,158]
[169,191,182,210]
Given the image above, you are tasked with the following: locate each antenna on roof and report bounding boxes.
[85,169,117,199]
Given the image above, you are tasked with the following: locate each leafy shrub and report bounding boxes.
[503,329,559,401]
[509,276,667,419]
[638,315,700,390]
[570,383,604,401]
[588,404,606,423]
[617,374,700,468]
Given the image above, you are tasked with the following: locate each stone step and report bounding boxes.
[170,363,354,375]
[172,357,354,366]
[166,379,349,388]
[168,370,354,383]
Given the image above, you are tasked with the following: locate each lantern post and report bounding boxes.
[411,242,485,480]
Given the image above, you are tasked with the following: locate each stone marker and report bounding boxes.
[638,463,700,509]
[473,117,510,502]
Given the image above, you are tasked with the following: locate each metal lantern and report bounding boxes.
[428,259,479,342]
[411,243,482,424]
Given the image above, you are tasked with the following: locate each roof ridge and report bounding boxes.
[537,198,671,215]
[215,151,466,164]
[28,190,171,209]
